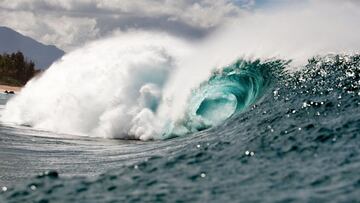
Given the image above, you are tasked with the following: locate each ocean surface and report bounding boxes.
[0,54,360,202]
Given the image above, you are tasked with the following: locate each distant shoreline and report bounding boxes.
[0,85,21,93]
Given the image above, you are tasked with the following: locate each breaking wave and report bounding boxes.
[1,1,360,140]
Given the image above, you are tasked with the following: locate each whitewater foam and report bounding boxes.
[1,33,193,140]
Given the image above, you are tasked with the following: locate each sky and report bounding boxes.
[0,0,357,51]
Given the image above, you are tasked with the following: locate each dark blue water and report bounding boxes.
[1,54,360,202]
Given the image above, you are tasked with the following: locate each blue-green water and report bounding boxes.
[1,54,360,202]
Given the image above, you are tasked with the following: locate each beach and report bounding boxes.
[0,85,21,93]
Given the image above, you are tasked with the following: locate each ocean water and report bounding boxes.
[0,54,360,202]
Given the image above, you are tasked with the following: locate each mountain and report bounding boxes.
[0,26,65,69]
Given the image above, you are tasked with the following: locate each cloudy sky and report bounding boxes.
[0,0,356,51]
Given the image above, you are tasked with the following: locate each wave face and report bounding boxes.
[2,54,360,203]
[179,59,286,133]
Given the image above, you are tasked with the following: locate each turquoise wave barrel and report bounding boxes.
[183,59,286,132]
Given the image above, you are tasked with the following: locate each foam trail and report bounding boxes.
[2,1,360,140]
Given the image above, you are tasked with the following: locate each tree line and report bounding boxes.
[0,51,40,86]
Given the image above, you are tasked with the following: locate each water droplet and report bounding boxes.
[2,186,7,192]
[298,128,302,131]
[196,144,201,148]
[245,151,250,155]
[200,173,206,178]
[30,185,37,191]
[250,152,255,156]
[134,165,138,169]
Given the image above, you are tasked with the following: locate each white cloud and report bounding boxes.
[0,10,99,50]
[2,0,355,51]
[0,0,251,50]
